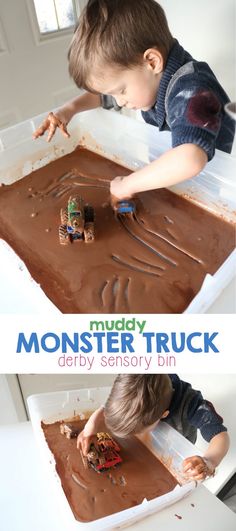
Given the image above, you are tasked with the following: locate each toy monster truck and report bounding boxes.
[112,199,136,215]
[60,424,122,472]
[59,195,95,244]
[86,432,122,473]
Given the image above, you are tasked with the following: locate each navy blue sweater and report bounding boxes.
[142,40,235,161]
[163,374,227,443]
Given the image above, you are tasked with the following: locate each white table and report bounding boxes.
[0,422,235,531]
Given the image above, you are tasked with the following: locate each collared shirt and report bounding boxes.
[142,40,235,160]
[163,374,227,443]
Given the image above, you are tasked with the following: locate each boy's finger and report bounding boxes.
[183,460,198,472]
[33,124,48,139]
[183,455,200,464]
[110,194,120,209]
[185,465,206,480]
[77,436,90,455]
[188,464,204,476]
[191,472,205,481]
[77,431,84,450]
[81,439,89,455]
[183,455,202,468]
[59,123,70,138]
[47,123,57,142]
[183,462,193,472]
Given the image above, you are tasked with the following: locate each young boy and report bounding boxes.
[33,0,235,201]
[77,374,229,482]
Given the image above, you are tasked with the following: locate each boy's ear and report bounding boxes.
[143,48,163,74]
[161,410,169,419]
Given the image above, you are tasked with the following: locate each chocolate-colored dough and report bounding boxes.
[41,419,178,522]
[0,146,234,313]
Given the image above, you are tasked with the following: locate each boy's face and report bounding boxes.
[89,61,162,111]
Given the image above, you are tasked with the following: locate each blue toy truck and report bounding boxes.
[115,200,135,215]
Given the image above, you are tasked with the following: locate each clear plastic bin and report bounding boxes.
[28,386,197,531]
[0,108,235,313]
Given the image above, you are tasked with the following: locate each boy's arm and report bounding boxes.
[203,431,230,469]
[168,376,229,482]
[110,143,207,199]
[183,431,230,481]
[77,406,106,455]
[33,92,101,142]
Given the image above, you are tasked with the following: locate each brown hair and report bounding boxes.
[68,0,174,91]
[104,374,173,437]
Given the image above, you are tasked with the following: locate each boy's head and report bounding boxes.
[68,0,174,111]
[104,374,173,438]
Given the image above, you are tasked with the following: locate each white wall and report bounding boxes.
[0,375,27,424]
[0,0,81,128]
[161,0,235,99]
[0,374,116,424]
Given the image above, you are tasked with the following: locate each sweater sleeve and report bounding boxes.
[166,69,223,161]
[187,394,227,443]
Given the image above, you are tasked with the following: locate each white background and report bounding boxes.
[0,314,235,373]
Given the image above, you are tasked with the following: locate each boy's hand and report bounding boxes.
[77,405,105,455]
[77,430,98,455]
[110,193,126,211]
[33,111,70,142]
[183,455,215,481]
[110,176,133,200]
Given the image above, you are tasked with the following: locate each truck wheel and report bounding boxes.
[59,225,70,245]
[60,208,68,225]
[84,222,95,242]
[84,205,94,223]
